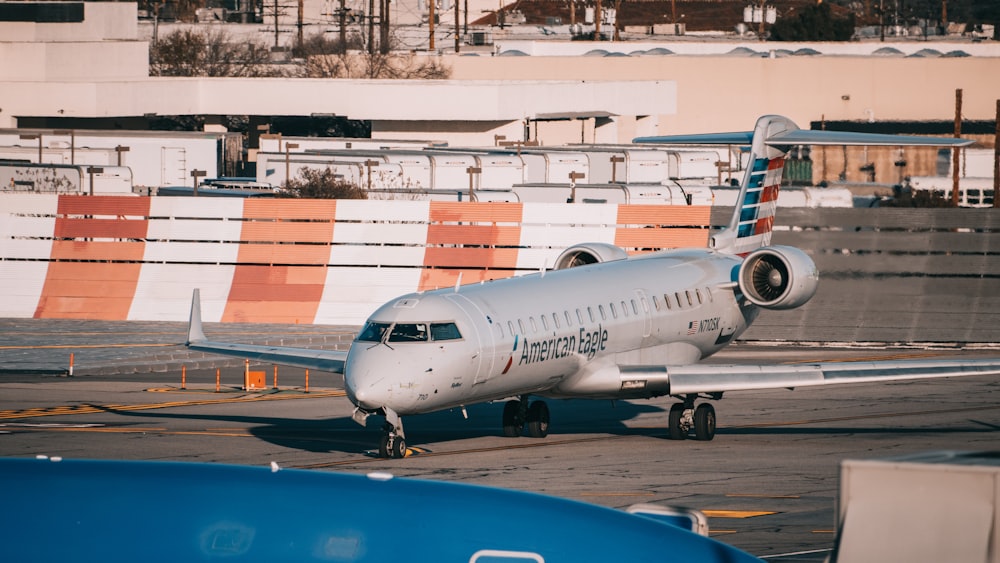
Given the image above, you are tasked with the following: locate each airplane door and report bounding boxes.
[444,294,496,385]
[634,289,652,339]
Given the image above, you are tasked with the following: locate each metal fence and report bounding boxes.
[710,207,1000,343]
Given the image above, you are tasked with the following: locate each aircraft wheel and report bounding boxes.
[693,403,716,441]
[391,436,407,459]
[378,434,391,458]
[502,400,523,437]
[668,403,687,440]
[526,401,550,438]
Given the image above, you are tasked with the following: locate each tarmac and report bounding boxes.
[2,318,1000,561]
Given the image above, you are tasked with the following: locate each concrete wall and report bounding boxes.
[446,54,1000,136]
[0,3,148,80]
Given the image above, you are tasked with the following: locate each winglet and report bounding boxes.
[187,289,206,344]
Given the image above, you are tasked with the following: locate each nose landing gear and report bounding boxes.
[378,407,407,459]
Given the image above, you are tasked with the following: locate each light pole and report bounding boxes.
[365,159,381,190]
[609,155,624,183]
[86,167,104,196]
[285,143,300,187]
[191,169,206,196]
[114,145,130,166]
[465,166,482,201]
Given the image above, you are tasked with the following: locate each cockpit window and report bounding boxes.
[430,322,462,341]
[388,323,428,342]
[357,322,390,342]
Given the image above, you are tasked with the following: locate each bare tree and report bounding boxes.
[150,28,284,77]
[278,168,368,199]
[295,31,451,79]
[299,50,451,79]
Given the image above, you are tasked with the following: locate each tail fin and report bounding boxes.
[635,115,796,255]
[187,289,206,344]
[633,115,975,255]
[714,115,795,255]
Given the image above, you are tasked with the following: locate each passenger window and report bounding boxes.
[598,305,606,320]
[675,293,683,308]
[653,295,661,311]
[695,289,703,304]
[610,303,618,319]
[518,319,525,334]
[663,294,672,310]
[576,309,584,324]
[686,291,693,306]
[620,301,628,317]
[541,316,550,331]
[565,311,573,327]
[388,323,428,342]
[640,297,649,313]
[587,307,595,323]
[529,317,538,333]
[507,320,515,336]
[358,322,390,342]
[705,286,713,302]
[552,313,561,329]
[430,322,462,341]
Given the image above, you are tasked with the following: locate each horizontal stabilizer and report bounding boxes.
[632,132,754,145]
[766,129,974,147]
[634,127,973,148]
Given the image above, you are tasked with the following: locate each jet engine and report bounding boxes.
[554,243,629,270]
[737,246,818,310]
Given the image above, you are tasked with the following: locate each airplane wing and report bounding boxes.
[619,359,1000,397]
[186,290,348,374]
[633,129,974,147]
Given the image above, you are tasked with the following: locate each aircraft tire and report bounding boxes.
[378,434,391,458]
[668,403,687,440]
[502,400,523,437]
[693,403,716,441]
[526,401,550,438]
[392,436,407,459]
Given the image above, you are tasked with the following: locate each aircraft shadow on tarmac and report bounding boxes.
[96,399,665,456]
[97,399,1000,456]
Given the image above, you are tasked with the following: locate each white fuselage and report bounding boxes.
[344,248,758,416]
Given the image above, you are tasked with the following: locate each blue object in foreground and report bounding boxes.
[0,457,761,562]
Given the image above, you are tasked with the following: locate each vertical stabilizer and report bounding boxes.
[710,115,797,255]
[187,289,206,344]
[633,115,974,255]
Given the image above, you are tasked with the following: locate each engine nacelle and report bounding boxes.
[553,243,629,270]
[737,246,818,310]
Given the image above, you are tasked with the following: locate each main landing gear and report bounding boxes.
[378,407,407,459]
[667,397,716,441]
[502,395,550,438]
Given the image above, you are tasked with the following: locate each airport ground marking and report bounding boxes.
[0,390,344,420]
[0,343,178,350]
[702,510,777,518]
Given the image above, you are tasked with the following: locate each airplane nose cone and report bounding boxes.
[344,353,382,410]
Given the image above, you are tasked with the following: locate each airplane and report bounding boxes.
[0,456,761,562]
[187,114,1000,459]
